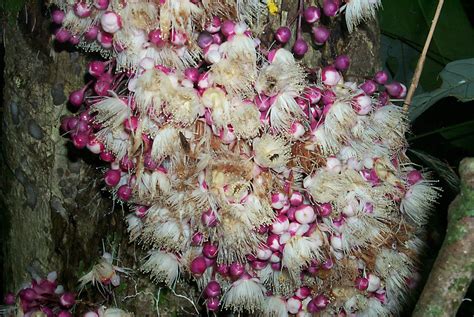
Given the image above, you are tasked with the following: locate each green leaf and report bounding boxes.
[409,59,474,121]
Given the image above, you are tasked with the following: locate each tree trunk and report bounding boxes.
[1,1,380,315]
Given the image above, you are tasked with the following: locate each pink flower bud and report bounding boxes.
[204,281,221,298]
[287,296,302,314]
[271,215,290,234]
[295,205,315,224]
[267,234,281,252]
[353,94,372,115]
[101,11,122,33]
[304,6,321,23]
[117,185,132,201]
[59,292,75,308]
[360,80,377,95]
[407,170,423,185]
[355,277,369,290]
[323,0,339,17]
[201,209,218,227]
[374,70,389,84]
[322,66,341,86]
[293,39,309,56]
[207,297,220,311]
[335,55,350,71]
[290,191,304,206]
[104,169,121,187]
[229,262,245,278]
[275,26,291,44]
[190,256,207,276]
[203,244,218,258]
[312,26,330,45]
[74,2,92,18]
[51,10,65,24]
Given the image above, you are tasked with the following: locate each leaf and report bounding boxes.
[380,0,474,63]
[409,59,474,121]
[408,149,460,192]
[439,120,474,153]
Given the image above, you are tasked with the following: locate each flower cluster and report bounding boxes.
[52,0,438,316]
[1,272,75,317]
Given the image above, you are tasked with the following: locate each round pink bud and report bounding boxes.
[374,70,389,84]
[74,2,92,18]
[295,205,315,224]
[198,31,214,49]
[190,256,207,276]
[71,132,89,149]
[117,185,132,201]
[312,26,330,45]
[384,81,403,97]
[287,296,302,314]
[323,0,339,17]
[304,6,321,23]
[59,292,75,308]
[149,29,165,47]
[104,169,121,187]
[275,26,291,44]
[51,9,65,24]
[4,292,15,305]
[229,262,245,278]
[207,297,220,311]
[360,80,378,95]
[84,26,99,41]
[88,61,106,77]
[293,39,309,56]
[296,286,312,299]
[55,28,71,43]
[334,55,350,71]
[202,244,218,259]
[221,20,235,37]
[312,294,330,310]
[407,170,423,185]
[205,16,221,33]
[355,277,369,291]
[267,234,281,251]
[204,281,221,298]
[353,94,372,115]
[289,191,304,206]
[271,215,290,234]
[322,66,341,86]
[216,263,229,276]
[94,0,109,10]
[201,209,218,227]
[101,11,122,33]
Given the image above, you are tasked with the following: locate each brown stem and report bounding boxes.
[403,0,444,112]
[413,158,474,317]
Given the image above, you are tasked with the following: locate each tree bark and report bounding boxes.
[1,1,380,315]
[413,158,474,317]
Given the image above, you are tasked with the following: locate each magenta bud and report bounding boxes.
[4,292,15,305]
[148,29,164,47]
[119,156,135,171]
[384,81,403,97]
[374,70,389,84]
[296,286,311,299]
[19,288,37,302]
[58,312,73,317]
[221,20,235,37]
[191,232,204,246]
[275,26,291,44]
[51,9,66,24]
[312,294,330,310]
[321,258,334,270]
[204,281,221,298]
[134,205,149,217]
[184,68,199,83]
[104,169,121,187]
[293,39,308,56]
[117,185,132,201]
[229,262,245,278]
[99,151,115,162]
[304,6,321,23]
[323,0,339,17]
[69,89,85,107]
[143,154,158,170]
[207,297,220,311]
[84,26,99,41]
[271,262,281,271]
[322,66,341,86]
[312,26,330,45]
[355,277,369,291]
[407,170,423,185]
[55,28,71,43]
[360,80,377,95]
[74,2,92,18]
[88,61,106,77]
[334,55,350,71]
[251,260,268,270]
[59,292,76,308]
[203,244,218,258]
[94,0,109,10]
[72,132,89,149]
[198,31,214,49]
[190,256,207,276]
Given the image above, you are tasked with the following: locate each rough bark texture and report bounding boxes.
[413,158,474,317]
[1,1,380,315]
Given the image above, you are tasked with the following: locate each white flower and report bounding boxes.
[253,134,291,169]
[231,100,262,139]
[141,250,181,287]
[222,276,266,313]
[344,0,382,33]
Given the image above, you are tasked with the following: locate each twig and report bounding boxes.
[403,0,445,112]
